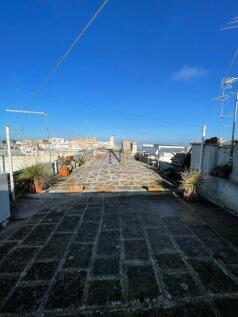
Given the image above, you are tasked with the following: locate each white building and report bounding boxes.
[110,135,116,148]
[132,142,138,155]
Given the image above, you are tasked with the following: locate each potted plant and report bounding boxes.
[18,165,54,193]
[75,157,85,167]
[179,170,204,201]
[66,155,74,161]
[205,137,219,145]
[59,159,71,177]
[212,164,232,178]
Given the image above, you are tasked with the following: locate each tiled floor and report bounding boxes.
[1,192,238,316]
[50,156,169,192]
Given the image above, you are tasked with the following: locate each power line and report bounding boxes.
[2,84,200,129]
[3,82,203,128]
[9,0,109,125]
[225,48,238,77]
[25,0,109,107]
[221,25,238,31]
[220,16,238,31]
[3,0,201,131]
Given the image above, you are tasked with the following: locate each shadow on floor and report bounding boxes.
[0,191,238,316]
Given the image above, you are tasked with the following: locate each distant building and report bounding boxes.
[17,136,114,154]
[132,142,137,155]
[71,137,97,150]
[110,135,116,148]
[143,144,154,148]
[121,140,133,152]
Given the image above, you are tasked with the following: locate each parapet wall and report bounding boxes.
[191,143,238,213]
[191,143,238,182]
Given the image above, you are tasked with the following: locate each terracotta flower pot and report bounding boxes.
[59,166,70,177]
[183,189,197,201]
[66,155,74,161]
[34,180,43,193]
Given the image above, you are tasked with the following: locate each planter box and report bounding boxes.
[34,181,43,193]
[68,185,84,193]
[59,167,70,177]
[98,184,112,192]
[147,184,165,192]
[66,155,74,161]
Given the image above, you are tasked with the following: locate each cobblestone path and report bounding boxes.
[51,156,166,192]
[1,193,238,316]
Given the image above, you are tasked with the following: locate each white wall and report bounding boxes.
[190,143,238,213]
[202,145,218,173]
[217,146,231,166]
[231,144,238,182]
[200,176,238,214]
[191,143,238,179]
[190,144,219,173]
[190,144,201,171]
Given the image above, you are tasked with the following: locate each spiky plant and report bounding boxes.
[179,170,204,199]
[60,158,71,167]
[18,164,55,192]
[76,156,85,165]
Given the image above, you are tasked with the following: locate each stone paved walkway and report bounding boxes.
[51,156,167,192]
[1,192,238,316]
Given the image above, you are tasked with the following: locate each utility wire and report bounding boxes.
[25,0,109,107]
[2,84,200,128]
[225,47,238,77]
[9,0,109,126]
[5,0,200,130]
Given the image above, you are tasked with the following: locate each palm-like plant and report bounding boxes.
[179,170,204,200]
[76,157,85,166]
[18,165,55,192]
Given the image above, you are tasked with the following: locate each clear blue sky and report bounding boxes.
[0,0,238,144]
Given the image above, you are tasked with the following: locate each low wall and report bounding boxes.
[191,144,234,174]
[191,142,238,212]
[0,150,94,173]
[231,144,238,182]
[200,176,238,214]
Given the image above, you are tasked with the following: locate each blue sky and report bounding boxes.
[0,0,238,144]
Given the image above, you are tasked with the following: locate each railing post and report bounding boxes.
[199,125,206,172]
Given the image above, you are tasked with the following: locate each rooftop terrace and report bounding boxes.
[0,157,238,316]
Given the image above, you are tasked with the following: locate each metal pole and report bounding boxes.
[230,88,238,161]
[219,89,225,141]
[199,125,206,172]
[5,126,15,202]
[45,112,52,162]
